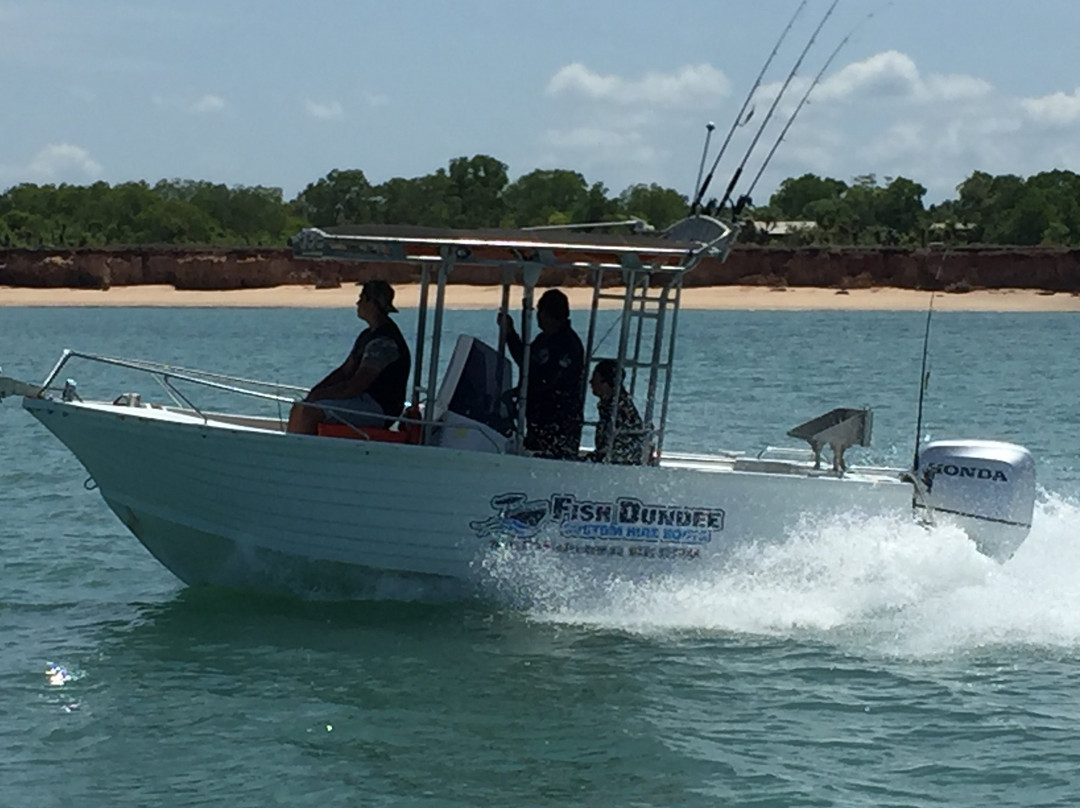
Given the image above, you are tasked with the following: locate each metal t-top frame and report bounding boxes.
[291,218,734,462]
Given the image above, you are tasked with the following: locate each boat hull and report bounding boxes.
[101,497,472,600]
[26,398,934,600]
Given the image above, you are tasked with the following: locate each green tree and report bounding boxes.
[2,208,51,246]
[92,181,158,244]
[803,197,854,243]
[501,169,589,227]
[1042,219,1071,245]
[446,155,509,227]
[7,161,1080,249]
[571,181,620,224]
[957,172,1023,243]
[293,169,376,226]
[769,173,847,219]
[224,186,289,244]
[617,183,688,230]
[876,176,926,236]
[992,187,1052,246]
[1027,170,1080,245]
[373,171,455,226]
[837,176,880,245]
[130,198,218,244]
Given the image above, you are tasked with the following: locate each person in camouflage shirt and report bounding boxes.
[587,359,646,465]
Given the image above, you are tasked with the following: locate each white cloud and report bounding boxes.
[802,100,1039,200]
[815,51,990,104]
[546,62,730,108]
[817,51,920,101]
[533,49,1080,205]
[151,92,227,114]
[923,73,992,102]
[364,92,388,108]
[731,49,1069,202]
[1022,89,1080,126]
[537,63,728,192]
[190,93,225,114]
[542,126,665,172]
[0,143,104,184]
[305,99,344,120]
[860,121,927,164]
[28,143,103,179]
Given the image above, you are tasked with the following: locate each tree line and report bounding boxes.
[1,154,1078,249]
[753,169,1080,248]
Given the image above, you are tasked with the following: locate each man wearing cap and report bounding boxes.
[287,279,411,434]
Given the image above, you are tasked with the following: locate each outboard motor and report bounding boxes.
[915,440,1036,562]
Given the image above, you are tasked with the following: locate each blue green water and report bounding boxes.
[2,306,1079,806]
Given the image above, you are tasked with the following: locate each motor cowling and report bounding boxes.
[916,440,1036,561]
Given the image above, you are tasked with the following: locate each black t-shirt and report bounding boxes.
[348,319,411,419]
[507,323,585,429]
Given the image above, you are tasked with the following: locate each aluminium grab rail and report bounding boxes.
[34,350,502,446]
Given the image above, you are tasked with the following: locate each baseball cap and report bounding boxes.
[360,279,398,313]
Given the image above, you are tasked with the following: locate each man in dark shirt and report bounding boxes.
[497,288,585,459]
[287,279,411,434]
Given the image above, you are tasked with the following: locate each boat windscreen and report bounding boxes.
[434,335,516,436]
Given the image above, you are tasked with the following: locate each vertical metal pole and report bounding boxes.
[493,265,516,431]
[412,262,431,409]
[613,269,636,384]
[643,275,668,434]
[628,272,650,398]
[494,264,514,394]
[655,276,684,462]
[583,264,602,368]
[578,263,602,437]
[514,263,540,454]
[603,268,639,464]
[425,251,452,426]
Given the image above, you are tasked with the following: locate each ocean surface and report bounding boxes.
[1,305,1079,807]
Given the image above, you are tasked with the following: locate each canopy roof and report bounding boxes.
[290,218,733,275]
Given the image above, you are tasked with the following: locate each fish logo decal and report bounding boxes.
[470,493,551,539]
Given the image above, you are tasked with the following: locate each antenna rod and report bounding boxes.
[912,291,935,471]
[692,122,716,206]
[691,0,807,213]
[743,5,884,201]
[717,0,840,212]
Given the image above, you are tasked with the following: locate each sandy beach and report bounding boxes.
[1,284,1078,312]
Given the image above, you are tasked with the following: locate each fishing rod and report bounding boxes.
[713,0,840,213]
[912,291,935,472]
[690,0,807,214]
[692,122,716,206]
[740,4,887,208]
[912,245,948,471]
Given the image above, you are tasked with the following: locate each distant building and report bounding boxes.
[928,222,975,233]
[749,220,816,239]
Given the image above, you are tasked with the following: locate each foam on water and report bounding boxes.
[496,492,1080,658]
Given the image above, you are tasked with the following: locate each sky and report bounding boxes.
[2,0,1079,206]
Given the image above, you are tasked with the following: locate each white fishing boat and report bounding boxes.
[0,217,1037,600]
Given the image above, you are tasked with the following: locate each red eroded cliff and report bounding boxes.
[1,245,1078,292]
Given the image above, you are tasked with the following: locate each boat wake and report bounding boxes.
[484,491,1080,657]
